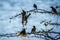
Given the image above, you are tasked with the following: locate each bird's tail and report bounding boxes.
[23,35,28,40]
[16,32,21,36]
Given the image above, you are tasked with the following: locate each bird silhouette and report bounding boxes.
[16,28,28,40]
[21,10,26,27]
[33,4,37,10]
[17,28,27,37]
[56,6,60,8]
[50,6,57,14]
[31,26,36,33]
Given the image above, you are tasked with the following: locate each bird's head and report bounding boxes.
[33,3,35,5]
[22,9,26,13]
[50,6,54,8]
[33,26,35,28]
[22,10,26,15]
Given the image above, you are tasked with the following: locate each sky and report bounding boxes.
[0,0,60,40]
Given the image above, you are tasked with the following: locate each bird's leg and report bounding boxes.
[25,20,27,26]
[22,18,25,27]
[23,24,24,27]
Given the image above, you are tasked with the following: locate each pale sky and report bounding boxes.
[0,0,60,40]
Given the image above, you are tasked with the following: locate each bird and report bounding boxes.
[16,28,27,37]
[33,4,37,10]
[20,28,28,40]
[17,28,28,40]
[31,26,36,33]
[50,6,57,14]
[56,6,60,8]
[21,10,26,27]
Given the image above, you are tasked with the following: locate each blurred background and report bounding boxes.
[0,0,60,40]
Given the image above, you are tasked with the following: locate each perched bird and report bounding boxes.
[33,4,37,9]
[16,28,27,38]
[20,28,28,40]
[56,6,60,8]
[17,28,28,40]
[21,10,26,27]
[31,26,36,33]
[50,6,57,14]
